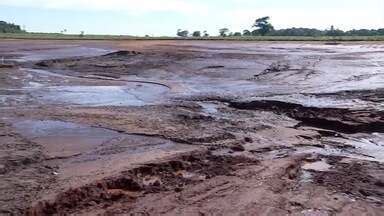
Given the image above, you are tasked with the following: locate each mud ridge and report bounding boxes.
[102,50,142,57]
[26,151,258,215]
[0,63,15,68]
[34,51,141,67]
[229,100,384,133]
[312,88,384,103]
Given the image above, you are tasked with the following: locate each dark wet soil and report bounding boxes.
[312,158,384,201]
[229,100,384,133]
[1,40,384,215]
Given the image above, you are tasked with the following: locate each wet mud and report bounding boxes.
[27,151,258,215]
[1,40,384,215]
[230,100,384,133]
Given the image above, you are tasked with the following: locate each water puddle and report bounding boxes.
[302,160,331,172]
[299,160,331,184]
[340,133,384,162]
[13,120,119,159]
[185,78,270,97]
[12,120,179,159]
[299,170,313,183]
[21,68,74,79]
[198,102,219,115]
[11,47,111,62]
[31,84,169,106]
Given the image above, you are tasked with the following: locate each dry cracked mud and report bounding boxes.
[0,40,384,215]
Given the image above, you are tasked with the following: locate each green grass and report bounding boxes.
[1,32,384,41]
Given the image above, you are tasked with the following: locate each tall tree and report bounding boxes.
[233,32,242,37]
[219,28,229,37]
[243,30,251,36]
[177,29,189,37]
[0,21,25,33]
[253,16,274,36]
[192,31,201,37]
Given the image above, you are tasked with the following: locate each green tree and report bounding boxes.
[177,29,189,37]
[243,30,251,36]
[219,28,229,37]
[0,21,25,33]
[233,32,242,37]
[192,31,201,37]
[253,16,274,36]
[327,25,335,36]
[270,28,324,37]
[326,25,344,37]
[203,30,209,37]
[251,29,260,36]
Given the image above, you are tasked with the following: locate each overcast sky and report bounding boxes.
[1,0,383,36]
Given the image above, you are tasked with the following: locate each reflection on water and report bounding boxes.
[32,84,169,106]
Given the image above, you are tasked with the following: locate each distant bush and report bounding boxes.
[266,27,384,37]
[176,16,384,38]
[0,21,25,33]
[345,29,384,36]
[177,29,189,37]
[192,31,201,37]
[219,28,229,37]
[253,16,274,36]
[233,32,242,37]
[246,17,384,37]
[269,28,325,37]
[243,30,251,36]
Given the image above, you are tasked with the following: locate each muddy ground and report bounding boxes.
[0,39,384,215]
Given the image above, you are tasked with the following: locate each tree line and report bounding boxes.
[0,21,25,33]
[177,16,384,37]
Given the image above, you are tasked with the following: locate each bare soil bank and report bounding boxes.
[1,40,384,215]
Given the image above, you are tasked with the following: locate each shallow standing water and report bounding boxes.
[13,120,120,158]
[31,84,170,106]
[12,120,180,159]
